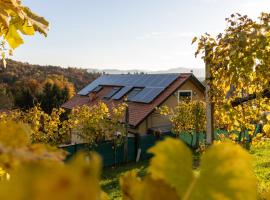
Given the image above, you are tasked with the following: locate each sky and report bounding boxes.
[12,0,270,71]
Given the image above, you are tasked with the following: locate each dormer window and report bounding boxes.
[103,87,121,100]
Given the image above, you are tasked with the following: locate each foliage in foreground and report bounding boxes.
[0,122,269,200]
[0,153,108,200]
[121,138,257,200]
[0,121,65,173]
[0,121,108,200]
[102,140,270,200]
[101,160,148,200]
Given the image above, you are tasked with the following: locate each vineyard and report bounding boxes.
[0,1,270,200]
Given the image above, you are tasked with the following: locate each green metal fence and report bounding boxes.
[61,138,136,167]
[60,126,262,167]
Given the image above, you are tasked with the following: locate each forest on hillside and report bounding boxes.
[0,59,101,113]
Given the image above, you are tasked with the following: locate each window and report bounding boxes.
[178,90,192,102]
[103,87,121,100]
[127,88,143,100]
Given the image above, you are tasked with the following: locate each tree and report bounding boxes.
[194,13,270,146]
[0,0,49,66]
[39,82,70,114]
[68,102,127,147]
[14,87,35,109]
[159,101,206,149]
[0,84,13,109]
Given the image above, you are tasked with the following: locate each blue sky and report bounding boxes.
[13,0,270,70]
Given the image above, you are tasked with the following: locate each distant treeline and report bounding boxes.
[0,59,101,113]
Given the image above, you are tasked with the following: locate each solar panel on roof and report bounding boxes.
[143,87,165,103]
[92,85,103,92]
[112,86,132,100]
[127,88,143,100]
[129,87,164,103]
[77,74,180,102]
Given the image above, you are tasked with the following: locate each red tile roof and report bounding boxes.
[62,73,204,127]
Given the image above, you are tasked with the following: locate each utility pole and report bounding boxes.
[205,46,214,145]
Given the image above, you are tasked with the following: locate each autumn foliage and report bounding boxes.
[194,13,270,145]
[1,1,270,199]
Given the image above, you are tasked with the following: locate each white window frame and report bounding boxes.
[178,90,193,102]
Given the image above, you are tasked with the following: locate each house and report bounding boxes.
[62,73,205,139]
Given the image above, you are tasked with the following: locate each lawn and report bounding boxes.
[250,141,270,199]
[101,142,270,199]
[101,160,149,199]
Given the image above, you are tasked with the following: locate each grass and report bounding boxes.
[250,141,270,199]
[101,142,270,199]
[101,160,149,200]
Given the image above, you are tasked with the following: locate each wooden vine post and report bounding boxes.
[205,46,214,145]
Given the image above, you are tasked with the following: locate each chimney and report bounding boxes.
[89,92,97,102]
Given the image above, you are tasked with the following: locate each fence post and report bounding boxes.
[205,46,214,145]
[135,134,141,162]
[123,104,129,163]
[194,103,200,149]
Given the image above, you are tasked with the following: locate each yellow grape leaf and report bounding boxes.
[18,21,35,35]
[267,115,270,121]
[0,121,65,172]
[0,121,30,148]
[0,153,107,200]
[148,138,194,198]
[121,171,179,200]
[0,0,49,63]
[191,37,197,44]
[189,142,257,200]
[23,7,49,36]
[263,124,270,136]
[120,171,145,199]
[4,24,24,49]
[121,138,257,200]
